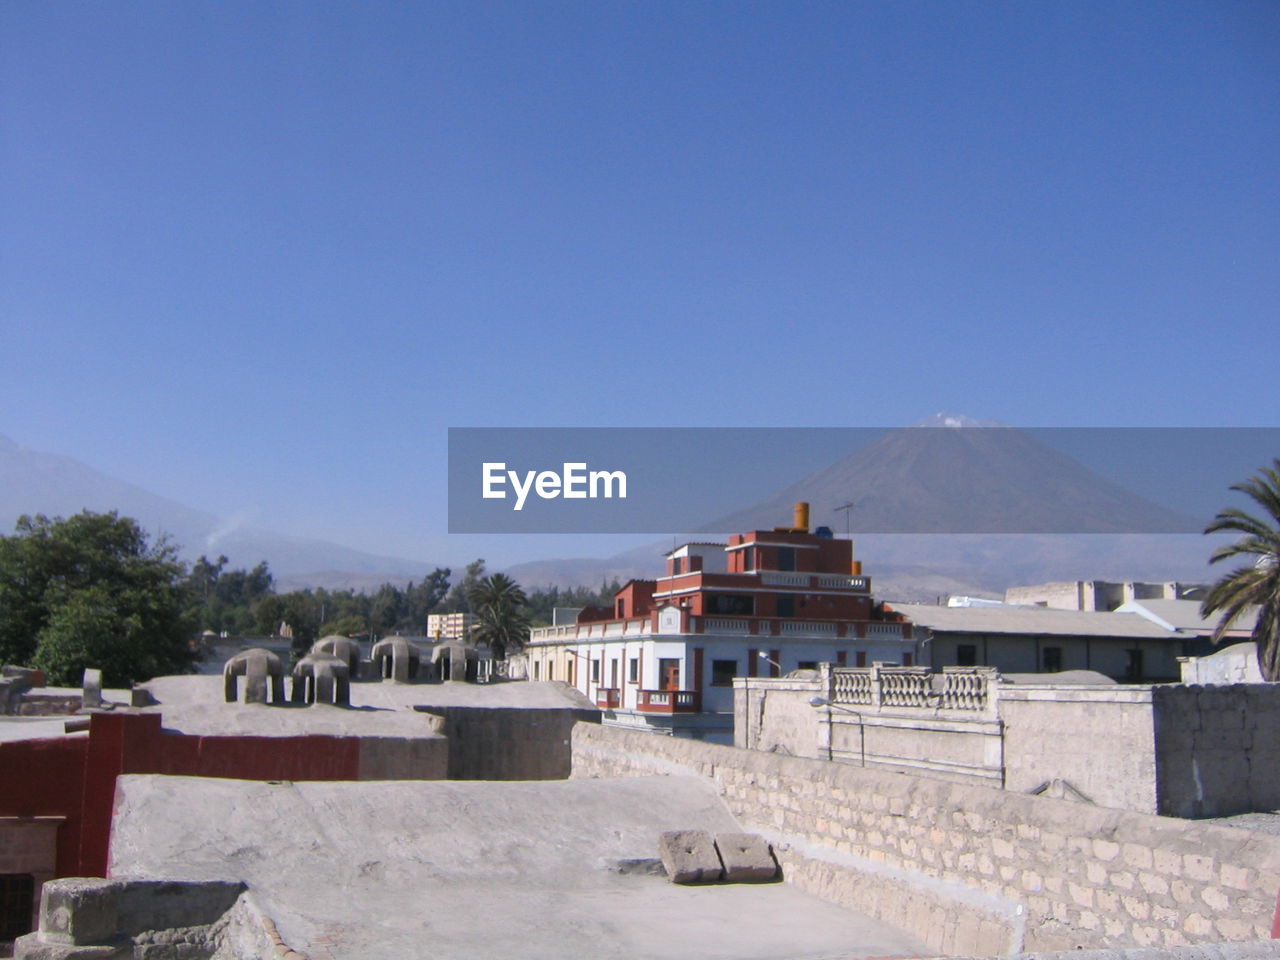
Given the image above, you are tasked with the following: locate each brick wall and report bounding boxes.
[571,722,1280,954]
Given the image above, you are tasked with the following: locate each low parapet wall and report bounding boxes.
[739,668,1280,818]
[417,706,599,779]
[571,722,1280,955]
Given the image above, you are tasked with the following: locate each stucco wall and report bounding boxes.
[571,722,1280,954]
[1000,686,1159,813]
[734,678,822,757]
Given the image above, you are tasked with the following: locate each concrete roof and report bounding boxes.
[1115,598,1259,634]
[0,716,83,742]
[136,675,592,738]
[109,774,927,960]
[886,602,1190,639]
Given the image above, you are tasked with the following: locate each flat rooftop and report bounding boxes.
[109,774,929,960]
[131,675,593,738]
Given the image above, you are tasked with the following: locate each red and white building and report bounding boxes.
[525,504,915,740]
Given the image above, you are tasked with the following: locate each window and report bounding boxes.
[797,661,818,670]
[1042,647,1062,672]
[836,650,847,666]
[547,661,553,681]
[532,661,540,680]
[902,652,913,666]
[743,546,755,571]
[777,547,796,571]
[628,658,639,683]
[1125,649,1144,682]
[711,659,737,686]
[616,598,626,618]
[1,874,34,941]
[855,651,867,667]
[776,595,796,618]
[957,644,977,667]
[707,593,754,616]
[591,659,600,682]
[659,658,681,690]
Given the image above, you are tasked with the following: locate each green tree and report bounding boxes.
[318,614,367,638]
[440,559,486,613]
[403,568,451,631]
[1201,459,1280,681]
[182,555,274,634]
[0,511,193,686]
[467,572,530,661]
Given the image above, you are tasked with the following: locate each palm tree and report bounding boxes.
[1201,459,1280,681]
[467,573,530,662]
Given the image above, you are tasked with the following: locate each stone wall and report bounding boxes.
[14,877,277,960]
[1000,686,1159,812]
[571,722,1280,955]
[419,706,599,779]
[740,671,1280,818]
[1154,685,1280,819]
[1181,642,1264,685]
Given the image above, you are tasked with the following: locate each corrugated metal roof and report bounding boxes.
[885,602,1189,639]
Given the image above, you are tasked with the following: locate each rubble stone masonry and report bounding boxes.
[571,723,1280,955]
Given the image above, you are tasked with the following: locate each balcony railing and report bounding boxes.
[758,572,870,591]
[636,689,702,714]
[829,665,993,712]
[781,620,836,636]
[703,617,751,634]
[595,687,621,709]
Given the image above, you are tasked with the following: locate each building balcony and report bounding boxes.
[636,689,702,714]
[759,572,869,591]
[595,687,621,709]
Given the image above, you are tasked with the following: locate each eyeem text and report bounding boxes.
[481,462,628,511]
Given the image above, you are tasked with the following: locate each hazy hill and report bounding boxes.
[0,433,437,584]
[505,418,1222,599]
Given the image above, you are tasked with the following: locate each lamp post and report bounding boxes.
[809,695,866,767]
[756,650,783,676]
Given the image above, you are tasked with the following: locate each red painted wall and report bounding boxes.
[2,713,366,880]
[0,737,89,877]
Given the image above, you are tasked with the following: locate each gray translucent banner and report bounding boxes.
[447,427,1280,534]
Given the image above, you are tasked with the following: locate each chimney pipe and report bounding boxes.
[794,502,810,533]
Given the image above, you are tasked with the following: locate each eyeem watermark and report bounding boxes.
[482,462,628,511]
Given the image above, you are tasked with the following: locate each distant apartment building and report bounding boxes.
[1004,579,1204,613]
[427,612,475,640]
[525,504,915,740]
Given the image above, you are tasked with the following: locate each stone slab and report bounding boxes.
[38,878,119,946]
[658,829,723,884]
[716,833,778,883]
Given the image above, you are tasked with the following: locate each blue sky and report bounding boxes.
[2,2,1278,566]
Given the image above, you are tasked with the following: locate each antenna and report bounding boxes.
[834,501,855,537]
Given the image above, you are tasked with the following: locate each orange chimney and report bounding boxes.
[794,501,810,533]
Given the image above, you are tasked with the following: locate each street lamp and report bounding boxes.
[809,695,866,767]
[757,650,783,676]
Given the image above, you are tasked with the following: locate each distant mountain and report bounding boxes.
[705,417,1201,535]
[504,416,1223,600]
[0,433,438,585]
